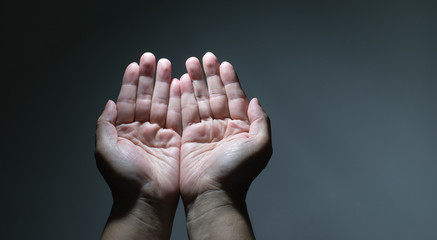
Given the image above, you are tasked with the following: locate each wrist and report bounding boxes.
[102,196,178,240]
[183,189,254,240]
[183,189,246,221]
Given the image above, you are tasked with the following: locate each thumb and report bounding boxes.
[248,98,271,146]
[95,100,118,150]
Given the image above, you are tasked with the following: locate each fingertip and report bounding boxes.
[220,61,239,86]
[186,57,202,74]
[105,99,111,108]
[102,100,111,115]
[248,97,257,113]
[124,62,140,82]
[203,53,220,75]
[180,73,190,82]
[170,78,181,93]
[186,56,199,66]
[248,97,266,122]
[158,57,171,63]
[156,58,171,78]
[219,61,235,75]
[248,97,256,107]
[140,52,156,63]
[255,98,267,114]
[255,97,266,112]
[139,53,156,79]
[179,74,193,92]
[96,100,118,148]
[101,100,117,124]
[139,53,156,74]
[203,52,217,61]
[127,62,139,70]
[106,99,115,109]
[220,61,232,68]
[158,58,172,71]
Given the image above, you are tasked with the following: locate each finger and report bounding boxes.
[116,63,139,124]
[150,58,172,127]
[248,98,273,166]
[202,52,230,119]
[166,78,182,135]
[96,100,118,150]
[135,52,156,122]
[248,98,271,144]
[220,61,249,121]
[180,73,200,128]
[186,57,213,120]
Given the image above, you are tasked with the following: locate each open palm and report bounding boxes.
[95,53,182,203]
[179,53,272,202]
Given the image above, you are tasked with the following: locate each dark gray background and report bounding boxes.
[2,0,436,239]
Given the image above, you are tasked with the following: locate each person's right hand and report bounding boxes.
[179,52,272,239]
[95,53,181,239]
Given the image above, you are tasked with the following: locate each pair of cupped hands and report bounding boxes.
[95,52,272,239]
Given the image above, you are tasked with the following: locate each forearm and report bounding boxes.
[184,190,255,240]
[101,197,177,240]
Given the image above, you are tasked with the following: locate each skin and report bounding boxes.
[95,53,181,240]
[95,52,272,239]
[180,53,272,239]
